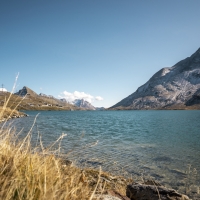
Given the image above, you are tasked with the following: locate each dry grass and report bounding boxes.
[0,119,129,200]
[0,127,89,199]
[0,107,25,120]
[0,92,81,111]
[0,80,130,200]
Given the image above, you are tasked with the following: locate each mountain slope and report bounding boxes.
[110,48,200,110]
[15,86,38,97]
[13,86,80,110]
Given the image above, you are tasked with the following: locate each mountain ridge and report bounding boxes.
[13,86,81,110]
[110,48,200,110]
[15,86,38,97]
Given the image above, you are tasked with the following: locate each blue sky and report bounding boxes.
[1,0,200,108]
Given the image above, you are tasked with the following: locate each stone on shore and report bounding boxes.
[126,182,190,200]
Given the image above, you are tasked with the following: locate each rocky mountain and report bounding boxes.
[39,93,55,99]
[110,48,200,110]
[14,87,104,111]
[15,86,38,97]
[72,99,96,110]
[60,98,67,102]
[95,107,105,111]
[14,86,80,110]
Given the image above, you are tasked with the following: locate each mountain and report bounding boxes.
[15,86,38,97]
[95,107,105,111]
[110,48,200,110]
[14,87,104,111]
[14,86,80,110]
[39,93,55,99]
[72,99,96,110]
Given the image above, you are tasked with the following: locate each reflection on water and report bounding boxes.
[11,110,200,199]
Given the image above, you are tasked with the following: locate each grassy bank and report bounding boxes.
[0,107,27,121]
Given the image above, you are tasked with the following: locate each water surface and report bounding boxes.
[12,110,200,198]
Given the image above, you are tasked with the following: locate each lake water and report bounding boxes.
[12,110,200,198]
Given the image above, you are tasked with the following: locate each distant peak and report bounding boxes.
[193,47,200,55]
[23,86,31,90]
[189,47,200,60]
[73,98,95,110]
[15,86,38,97]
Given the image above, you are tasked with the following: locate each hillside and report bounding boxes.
[110,48,200,110]
[0,86,81,111]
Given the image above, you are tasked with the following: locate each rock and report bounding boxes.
[14,86,38,97]
[63,159,73,166]
[143,180,162,186]
[58,157,73,166]
[185,88,200,106]
[126,183,190,200]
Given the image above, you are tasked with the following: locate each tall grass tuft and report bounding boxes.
[0,78,129,200]
[0,120,94,199]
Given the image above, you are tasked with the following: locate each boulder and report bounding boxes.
[126,183,190,200]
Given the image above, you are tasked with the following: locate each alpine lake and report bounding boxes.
[12,110,200,199]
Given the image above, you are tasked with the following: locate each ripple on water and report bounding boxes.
[10,110,200,199]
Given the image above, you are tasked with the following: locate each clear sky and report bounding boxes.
[1,0,200,108]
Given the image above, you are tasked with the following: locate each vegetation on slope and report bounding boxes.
[0,92,81,111]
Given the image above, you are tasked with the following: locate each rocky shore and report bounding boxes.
[59,157,191,200]
[0,108,192,200]
[0,108,28,123]
[96,181,190,200]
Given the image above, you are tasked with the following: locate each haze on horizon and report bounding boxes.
[1,0,200,108]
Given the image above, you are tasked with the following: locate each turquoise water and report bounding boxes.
[12,110,200,198]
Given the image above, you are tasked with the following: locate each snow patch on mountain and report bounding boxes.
[72,99,96,110]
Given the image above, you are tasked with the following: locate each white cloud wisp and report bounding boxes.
[59,91,103,103]
[95,96,103,101]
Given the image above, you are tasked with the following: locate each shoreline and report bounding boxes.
[0,107,28,123]
[0,127,191,200]
[0,108,194,199]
